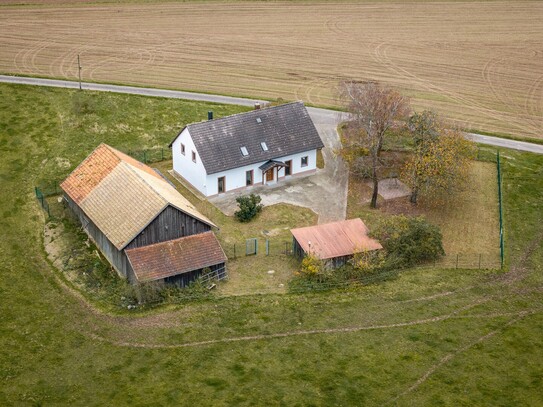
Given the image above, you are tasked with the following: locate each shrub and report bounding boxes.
[300,254,324,275]
[371,215,445,266]
[350,249,387,275]
[234,194,263,222]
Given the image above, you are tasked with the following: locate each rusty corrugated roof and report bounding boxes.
[290,218,382,260]
[125,231,227,283]
[60,143,216,249]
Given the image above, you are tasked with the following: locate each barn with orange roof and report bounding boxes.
[61,143,226,286]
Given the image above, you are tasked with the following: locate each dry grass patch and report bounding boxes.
[0,1,541,140]
[348,160,500,267]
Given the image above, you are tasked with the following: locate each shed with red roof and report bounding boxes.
[291,218,382,267]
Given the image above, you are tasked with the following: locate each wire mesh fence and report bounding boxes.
[221,239,293,259]
[34,187,51,217]
[125,147,172,164]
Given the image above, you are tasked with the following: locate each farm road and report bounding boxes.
[2,75,542,156]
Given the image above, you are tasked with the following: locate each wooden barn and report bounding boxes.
[291,218,382,268]
[61,143,226,286]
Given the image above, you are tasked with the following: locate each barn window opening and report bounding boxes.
[260,142,268,151]
[240,146,249,156]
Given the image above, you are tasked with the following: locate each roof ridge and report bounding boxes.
[123,162,215,229]
[125,230,214,252]
[187,100,305,129]
[121,161,169,207]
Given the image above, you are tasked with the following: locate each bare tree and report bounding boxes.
[339,81,410,208]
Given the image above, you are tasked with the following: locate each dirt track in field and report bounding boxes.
[0,1,542,139]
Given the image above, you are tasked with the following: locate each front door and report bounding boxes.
[218,176,225,193]
[285,160,292,176]
[266,169,274,182]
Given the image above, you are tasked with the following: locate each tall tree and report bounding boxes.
[339,81,410,208]
[401,110,477,204]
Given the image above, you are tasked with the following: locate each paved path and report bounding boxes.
[1,74,542,155]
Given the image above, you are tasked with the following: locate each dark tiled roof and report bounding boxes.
[125,232,227,282]
[178,101,324,175]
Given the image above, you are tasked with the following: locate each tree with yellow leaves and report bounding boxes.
[401,111,477,205]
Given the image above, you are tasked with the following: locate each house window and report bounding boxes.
[260,142,268,151]
[246,170,253,186]
[218,176,225,194]
[181,143,185,155]
[240,146,249,156]
[301,156,308,167]
[192,151,196,163]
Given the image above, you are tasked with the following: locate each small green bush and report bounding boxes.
[371,215,445,266]
[234,194,263,222]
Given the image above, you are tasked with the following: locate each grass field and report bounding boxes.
[0,1,542,141]
[1,83,542,405]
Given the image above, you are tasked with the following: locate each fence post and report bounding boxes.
[143,150,147,163]
[161,148,164,161]
[479,254,482,269]
[266,239,269,256]
[233,243,236,259]
[456,254,459,269]
[497,149,504,269]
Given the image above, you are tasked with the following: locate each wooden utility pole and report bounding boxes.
[77,54,82,90]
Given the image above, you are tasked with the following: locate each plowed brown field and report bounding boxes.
[1,1,542,139]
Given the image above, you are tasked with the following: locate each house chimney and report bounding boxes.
[254,102,261,110]
[208,111,213,120]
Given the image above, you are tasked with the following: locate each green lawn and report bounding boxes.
[1,83,542,406]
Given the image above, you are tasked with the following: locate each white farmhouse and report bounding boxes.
[170,101,324,197]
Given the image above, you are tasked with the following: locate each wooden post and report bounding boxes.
[479,254,482,269]
[456,254,459,269]
[77,54,82,90]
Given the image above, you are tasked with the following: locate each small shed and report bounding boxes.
[291,218,382,267]
[125,231,227,287]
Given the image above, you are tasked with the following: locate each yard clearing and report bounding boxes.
[348,159,501,268]
[0,1,542,140]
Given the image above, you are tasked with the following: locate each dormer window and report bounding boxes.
[260,142,268,151]
[240,146,249,156]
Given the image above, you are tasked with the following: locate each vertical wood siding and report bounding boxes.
[125,205,211,250]
[163,262,225,287]
[65,197,212,283]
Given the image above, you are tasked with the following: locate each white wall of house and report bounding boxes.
[172,128,318,197]
[172,128,208,195]
[205,149,318,196]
